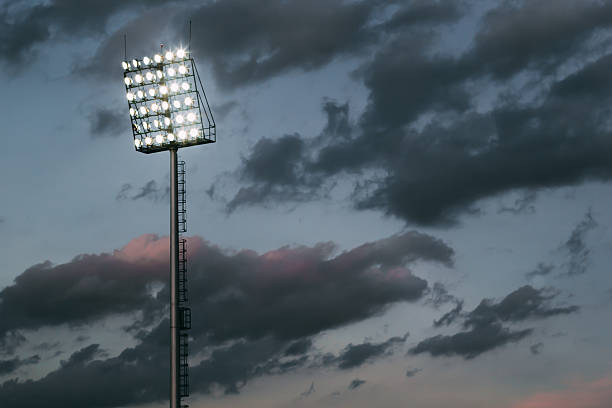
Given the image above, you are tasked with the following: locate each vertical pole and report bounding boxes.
[170,148,179,408]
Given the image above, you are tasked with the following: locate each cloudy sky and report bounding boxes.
[1,0,612,407]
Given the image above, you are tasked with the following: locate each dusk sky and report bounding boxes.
[1,0,612,407]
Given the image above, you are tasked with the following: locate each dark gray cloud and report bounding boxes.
[0,355,39,377]
[0,0,170,67]
[181,0,382,89]
[498,190,537,215]
[433,301,463,328]
[529,342,543,355]
[348,378,366,390]
[426,282,459,308]
[116,180,169,202]
[410,323,532,359]
[525,263,555,280]
[412,285,578,359]
[225,1,612,225]
[332,334,407,370]
[563,209,597,275]
[88,108,129,138]
[0,231,451,405]
[405,367,422,378]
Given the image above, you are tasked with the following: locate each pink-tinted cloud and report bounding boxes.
[512,376,612,408]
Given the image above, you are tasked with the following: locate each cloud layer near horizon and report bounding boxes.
[0,231,452,407]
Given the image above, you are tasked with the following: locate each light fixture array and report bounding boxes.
[122,48,215,153]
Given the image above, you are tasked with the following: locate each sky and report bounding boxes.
[1,0,612,407]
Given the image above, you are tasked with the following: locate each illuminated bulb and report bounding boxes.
[153,119,160,128]
[145,136,153,145]
[164,117,171,126]
[159,85,168,95]
[161,101,169,111]
[187,112,196,122]
[176,49,185,59]
[143,122,149,130]
[134,139,142,148]
[139,106,147,115]
[173,100,181,109]
[170,83,179,93]
[167,133,175,141]
[175,114,184,124]
[156,70,163,79]
[178,65,187,75]
[190,128,198,138]
[143,56,150,65]
[135,74,143,83]
[122,61,128,70]
[148,88,156,97]
[136,90,144,99]
[156,134,164,144]
[168,67,176,77]
[165,51,174,61]
[132,59,138,67]
[126,92,134,101]
[151,103,159,112]
[129,108,136,116]
[184,96,193,106]
[181,82,189,91]
[178,130,187,140]
[124,77,132,86]
[145,71,154,81]
[154,54,162,63]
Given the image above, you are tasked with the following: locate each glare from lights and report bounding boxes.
[187,112,196,122]
[143,122,150,130]
[173,100,181,109]
[146,71,154,81]
[167,133,175,141]
[129,108,136,116]
[154,54,162,63]
[184,97,193,106]
[126,92,134,101]
[134,139,142,147]
[189,128,198,138]
[181,82,189,91]
[145,136,153,145]
[151,103,159,112]
[143,56,151,65]
[136,90,144,99]
[165,51,174,61]
[135,74,143,83]
[161,101,170,111]
[177,49,186,59]
[122,61,129,70]
[159,86,168,95]
[132,59,138,67]
[170,83,179,93]
[148,88,156,97]
[139,106,148,115]
[178,130,187,140]
[156,70,163,79]
[154,119,160,128]
[178,65,187,75]
[156,134,164,144]
[124,77,132,86]
[175,114,184,124]
[164,117,171,126]
[168,67,176,77]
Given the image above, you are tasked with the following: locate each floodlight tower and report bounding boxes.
[122,46,215,408]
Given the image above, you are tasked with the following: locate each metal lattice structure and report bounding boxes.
[123,48,215,154]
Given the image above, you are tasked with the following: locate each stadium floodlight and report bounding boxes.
[121,44,216,408]
[122,48,215,153]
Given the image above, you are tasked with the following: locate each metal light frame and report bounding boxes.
[123,49,215,153]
